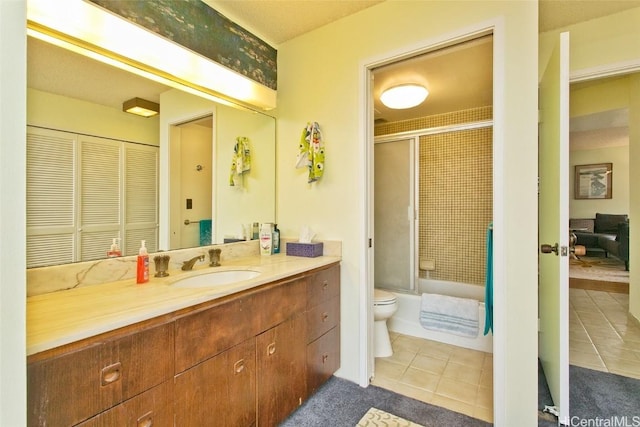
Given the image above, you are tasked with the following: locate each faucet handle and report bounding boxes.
[208,248,221,267]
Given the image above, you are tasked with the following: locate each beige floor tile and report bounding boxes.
[384,382,435,404]
[479,368,493,389]
[370,375,400,390]
[393,335,427,353]
[569,350,605,369]
[435,377,478,405]
[569,328,592,343]
[475,386,493,409]
[604,358,640,376]
[374,358,408,381]
[431,395,476,419]
[449,348,486,368]
[473,405,494,423]
[577,312,609,325]
[442,362,482,385]
[570,339,597,353]
[399,367,442,392]
[410,354,448,375]
[381,348,417,367]
[597,346,640,362]
[418,340,456,360]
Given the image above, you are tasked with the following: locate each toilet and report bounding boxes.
[373,288,398,358]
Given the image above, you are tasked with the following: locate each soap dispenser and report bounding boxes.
[107,238,121,258]
[136,240,149,284]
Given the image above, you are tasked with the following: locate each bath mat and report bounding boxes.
[356,407,424,427]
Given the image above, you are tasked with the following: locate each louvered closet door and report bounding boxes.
[27,127,77,267]
[78,135,122,262]
[124,144,159,256]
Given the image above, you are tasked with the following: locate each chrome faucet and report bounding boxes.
[181,255,205,271]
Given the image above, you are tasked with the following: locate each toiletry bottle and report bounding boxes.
[107,238,121,258]
[136,240,149,284]
[252,222,259,240]
[260,223,273,255]
[272,224,280,254]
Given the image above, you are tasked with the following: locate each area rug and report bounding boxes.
[280,376,490,427]
[356,407,425,427]
[538,362,640,426]
[569,256,629,283]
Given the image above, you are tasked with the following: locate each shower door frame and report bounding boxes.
[373,135,419,294]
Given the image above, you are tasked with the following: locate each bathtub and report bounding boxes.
[386,278,493,353]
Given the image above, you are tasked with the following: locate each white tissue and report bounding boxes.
[299,225,315,243]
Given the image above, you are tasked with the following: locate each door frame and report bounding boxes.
[360,17,507,424]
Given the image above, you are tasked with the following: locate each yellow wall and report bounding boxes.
[277,1,538,425]
[630,75,640,318]
[27,88,160,145]
[571,76,631,117]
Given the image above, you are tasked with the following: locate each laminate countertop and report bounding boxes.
[27,254,341,356]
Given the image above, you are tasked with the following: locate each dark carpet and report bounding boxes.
[279,376,491,427]
[538,362,640,426]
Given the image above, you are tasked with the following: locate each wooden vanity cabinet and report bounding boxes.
[27,323,173,427]
[27,262,341,427]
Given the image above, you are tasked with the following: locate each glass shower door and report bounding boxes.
[374,137,416,292]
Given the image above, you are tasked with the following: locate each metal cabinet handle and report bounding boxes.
[234,359,245,374]
[322,353,329,364]
[100,362,122,386]
[137,411,154,427]
[267,342,276,356]
[321,312,329,322]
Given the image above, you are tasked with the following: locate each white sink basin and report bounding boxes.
[172,269,261,288]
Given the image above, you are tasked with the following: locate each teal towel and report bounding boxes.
[484,222,493,335]
[199,219,212,246]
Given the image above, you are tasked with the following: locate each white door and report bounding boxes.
[538,32,570,425]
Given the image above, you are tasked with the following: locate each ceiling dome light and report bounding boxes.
[380,84,429,109]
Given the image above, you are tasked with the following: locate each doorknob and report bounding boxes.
[541,243,559,255]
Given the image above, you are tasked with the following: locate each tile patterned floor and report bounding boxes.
[569,288,640,379]
[372,289,640,425]
[371,333,494,423]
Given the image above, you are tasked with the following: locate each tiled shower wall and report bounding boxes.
[375,106,493,286]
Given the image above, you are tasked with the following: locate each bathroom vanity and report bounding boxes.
[27,256,340,427]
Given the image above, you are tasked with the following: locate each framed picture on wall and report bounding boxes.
[574,163,612,199]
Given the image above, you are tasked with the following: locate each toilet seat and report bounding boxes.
[374,289,397,305]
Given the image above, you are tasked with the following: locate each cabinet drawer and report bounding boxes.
[307,326,340,395]
[174,295,258,373]
[306,295,340,343]
[174,338,256,427]
[76,380,173,427]
[255,277,306,333]
[307,264,340,308]
[28,323,174,427]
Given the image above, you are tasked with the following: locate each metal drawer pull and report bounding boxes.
[234,359,245,374]
[267,342,276,356]
[322,281,329,290]
[137,411,154,427]
[321,312,329,322]
[100,362,122,386]
[322,353,329,364]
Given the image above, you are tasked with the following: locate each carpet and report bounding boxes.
[569,256,629,283]
[538,362,640,426]
[280,376,491,427]
[356,407,424,427]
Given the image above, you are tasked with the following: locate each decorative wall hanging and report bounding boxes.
[88,0,277,90]
[574,163,612,199]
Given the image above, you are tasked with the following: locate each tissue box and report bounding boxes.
[286,242,323,258]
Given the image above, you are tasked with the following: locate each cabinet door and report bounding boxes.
[75,380,173,427]
[257,314,307,427]
[307,326,341,395]
[27,323,173,426]
[174,338,256,427]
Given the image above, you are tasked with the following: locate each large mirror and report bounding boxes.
[26,36,276,268]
